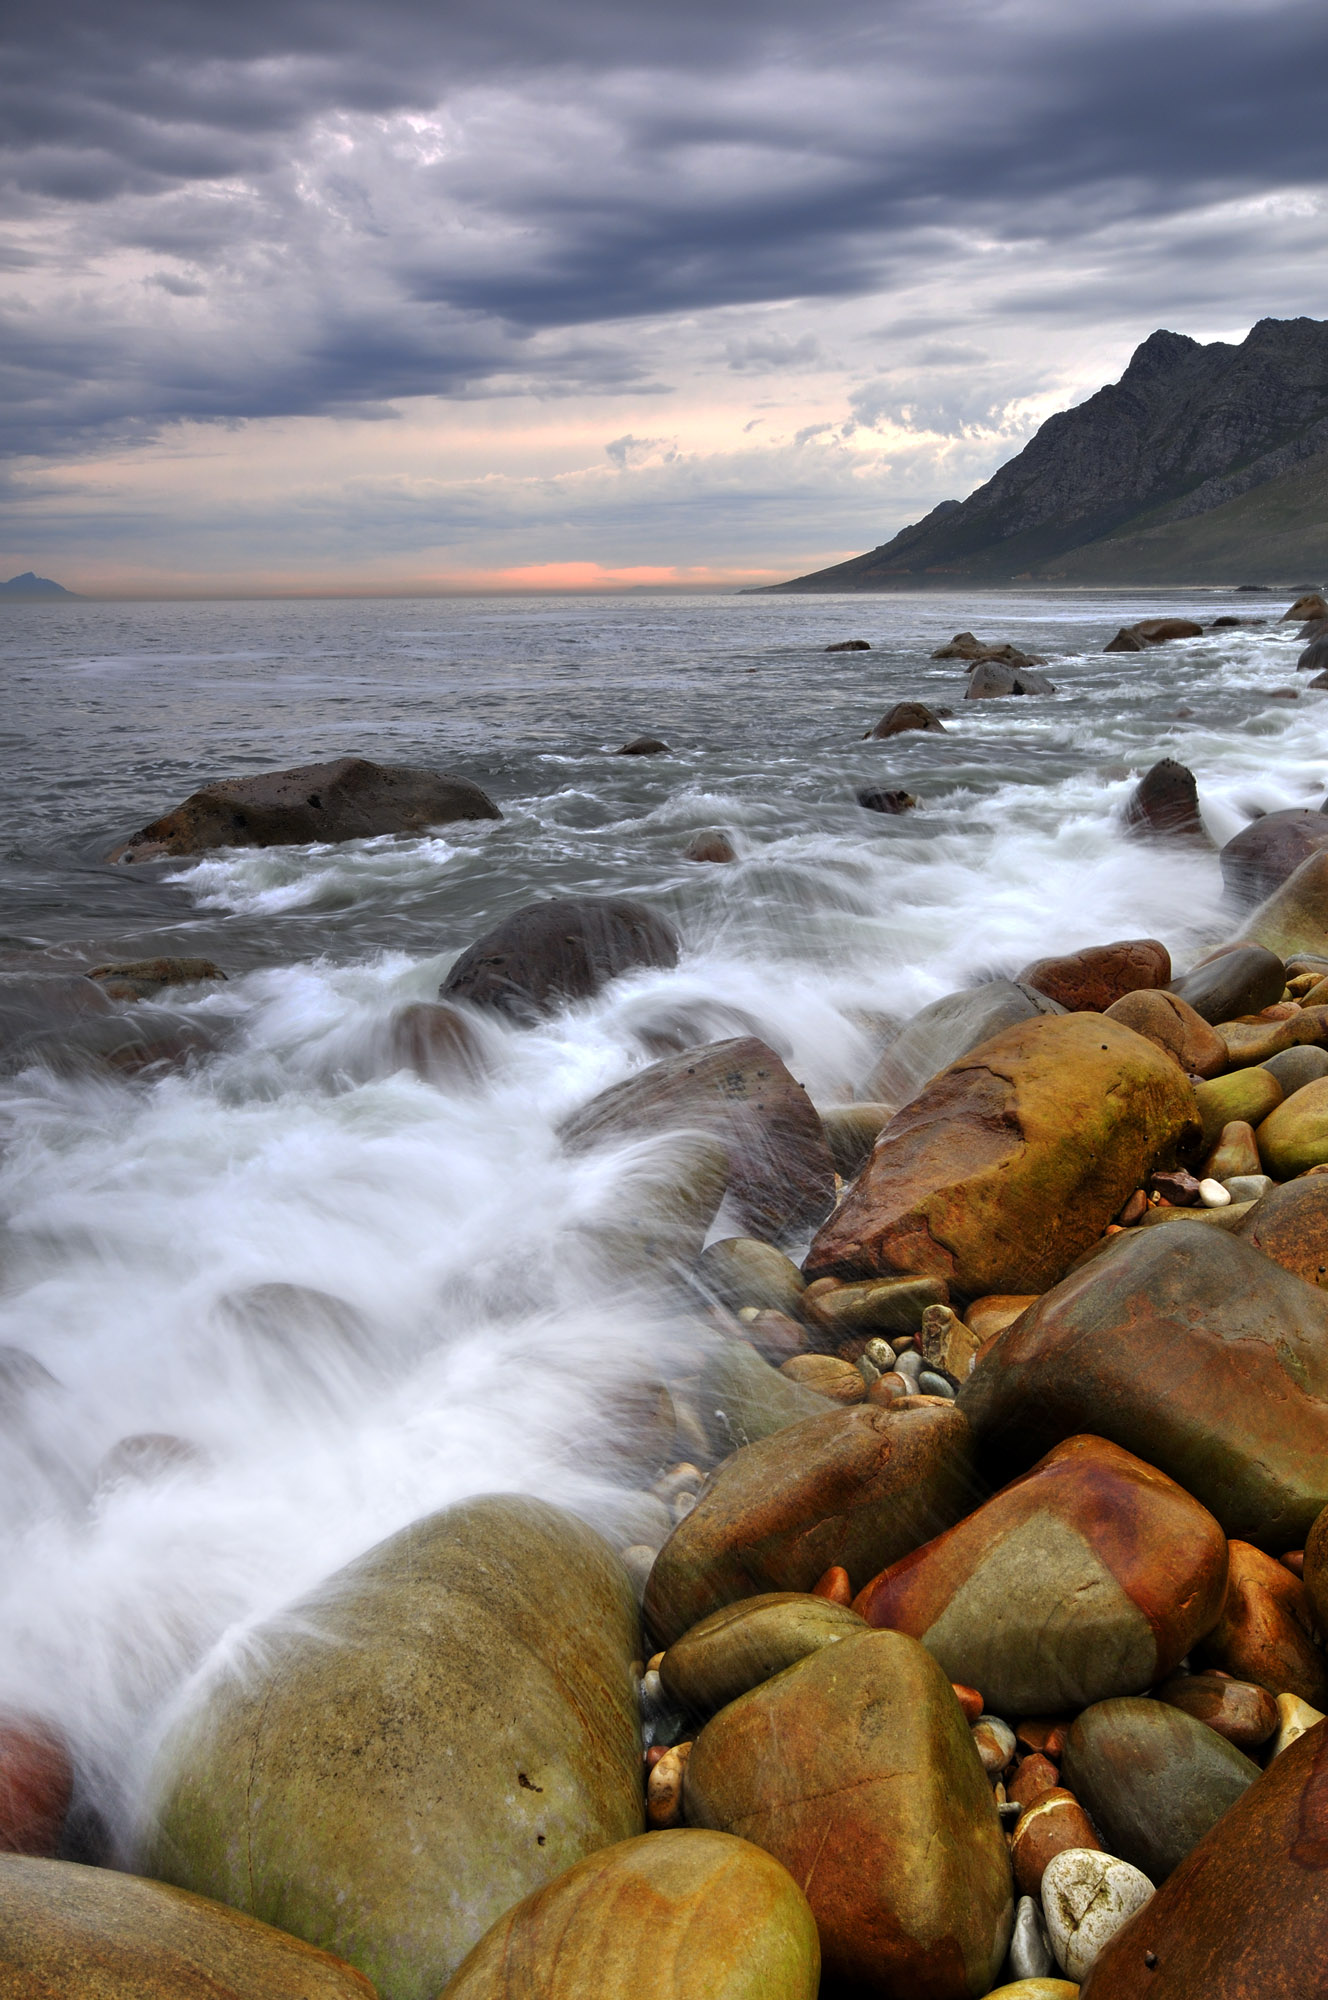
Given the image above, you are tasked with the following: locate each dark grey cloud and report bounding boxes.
[2,0,1327,460]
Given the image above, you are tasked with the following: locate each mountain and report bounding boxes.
[0,572,76,598]
[765,316,1328,589]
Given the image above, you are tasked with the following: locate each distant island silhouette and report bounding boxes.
[0,572,77,598]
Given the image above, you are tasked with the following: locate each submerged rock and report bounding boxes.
[442,896,678,1023]
[864,701,945,737]
[85,958,226,1000]
[111,757,500,862]
[683,829,737,863]
[1220,808,1328,905]
[616,735,670,754]
[865,979,1063,1113]
[1122,759,1205,839]
[1236,850,1328,958]
[856,786,917,814]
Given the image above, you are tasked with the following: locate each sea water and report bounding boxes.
[0,586,1320,1846]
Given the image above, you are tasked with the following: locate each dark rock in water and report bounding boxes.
[854,1434,1227,1716]
[1019,938,1170,1013]
[643,1401,975,1646]
[856,787,916,815]
[695,1339,831,1454]
[441,1829,821,2000]
[1284,591,1328,621]
[86,958,226,1001]
[825,638,871,651]
[957,1224,1328,1548]
[1220,808,1328,904]
[1075,1717,1328,1998]
[696,1237,806,1318]
[111,756,500,861]
[442,895,678,1023]
[866,978,1063,1111]
[1123,758,1206,838]
[0,1718,74,1857]
[1299,637,1328,672]
[1169,942,1287,1021]
[142,1496,644,1997]
[683,829,737,863]
[616,735,670,755]
[1311,668,1328,688]
[1107,619,1205,651]
[1105,627,1147,652]
[863,701,945,738]
[560,1037,835,1243]
[1061,1697,1258,1882]
[383,1000,489,1083]
[684,1629,1012,1997]
[965,661,1057,697]
[931,632,1042,665]
[0,1855,374,1997]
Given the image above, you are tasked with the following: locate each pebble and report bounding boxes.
[972,1714,1017,1774]
[1009,1753,1062,1808]
[1271,1690,1325,1757]
[952,1682,984,1723]
[917,1368,957,1398]
[1041,1848,1153,1981]
[645,1741,691,1827]
[1009,1892,1055,1978]
[894,1349,923,1383]
[862,1337,896,1370]
[1197,1177,1231,1207]
[811,1565,853,1605]
[1012,1790,1102,1896]
[1223,1172,1274,1203]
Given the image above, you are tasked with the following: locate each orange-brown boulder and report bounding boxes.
[1018,940,1170,1013]
[0,1718,72,1857]
[1154,1672,1279,1750]
[853,1435,1225,1716]
[1193,1540,1328,1707]
[684,1629,1012,1998]
[1010,1789,1102,1896]
[1102,987,1228,1078]
[805,1013,1197,1297]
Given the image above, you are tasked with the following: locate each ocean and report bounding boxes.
[0,584,1320,1847]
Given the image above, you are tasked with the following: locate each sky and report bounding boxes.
[2,0,1327,593]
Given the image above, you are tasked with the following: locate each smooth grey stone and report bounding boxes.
[1170,945,1286,1024]
[1262,1044,1328,1094]
[1061,1695,1258,1881]
[697,1339,828,1454]
[894,1349,923,1382]
[866,979,1064,1110]
[1223,1173,1275,1204]
[696,1237,806,1318]
[917,1369,956,1398]
[1010,1893,1054,1979]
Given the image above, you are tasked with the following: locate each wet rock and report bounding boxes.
[695,1339,830,1454]
[384,1001,489,1083]
[1010,1754,1063,1808]
[1104,627,1146,652]
[1258,1075,1328,1175]
[1019,940,1170,1014]
[807,1013,1199,1298]
[1237,850,1328,959]
[827,638,871,651]
[643,1401,975,1647]
[1074,1716,1328,1996]
[818,1102,891,1179]
[801,1272,949,1339]
[561,1038,835,1244]
[696,1237,806,1319]
[1271,1691,1324,1756]
[857,786,917,814]
[142,1495,644,1997]
[658,1592,866,1716]
[112,756,500,862]
[1011,1789,1101,1896]
[1219,1000,1328,1064]
[1283,592,1328,621]
[1202,1119,1261,1179]
[1042,1849,1153,1982]
[1148,1166,1201,1206]
[0,1718,73,1857]
[1009,1894,1056,1979]
[987,1983,1078,1999]
[1299,636,1328,672]
[646,1745,690,1828]
[1239,1171,1328,1285]
[965,662,1057,697]
[920,1302,981,1382]
[740,1311,811,1366]
[0,1855,374,1998]
[1193,1064,1282,1149]
[94,1433,208,1492]
[932,633,1042,664]
[1262,1041,1328,1092]
[1169,942,1287,1023]
[864,701,946,737]
[865,979,1064,1112]
[1193,1539,1328,1707]
[1061,1697,1257,1883]
[85,957,226,1000]
[616,736,670,755]
[1122,759,1205,840]
[440,1829,819,2000]
[854,1435,1226,1716]
[683,829,737,863]
[967,1294,1039,1343]
[1302,1499,1328,1635]
[442,895,677,1024]
[1223,1171,1273,1203]
[779,1353,865,1403]
[1154,1672,1279,1750]
[957,1225,1328,1548]
[1220,809,1328,906]
[577,1133,730,1279]
[684,1628,1013,1998]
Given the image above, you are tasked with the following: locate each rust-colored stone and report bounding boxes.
[1008,1753,1061,1808]
[812,1565,853,1604]
[1011,1789,1101,1896]
[1247,1176,1328,1290]
[1016,1720,1069,1759]
[779,1354,865,1403]
[1018,940,1170,1014]
[1194,1540,1328,1706]
[952,1683,984,1724]
[1103,988,1228,1078]
[1154,1673,1279,1750]
[966,1295,1040,1342]
[0,1719,72,1857]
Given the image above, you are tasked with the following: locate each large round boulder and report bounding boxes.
[1237,850,1328,959]
[956,1225,1328,1548]
[111,757,500,862]
[560,1037,835,1243]
[1061,1697,1258,1882]
[643,1401,976,1647]
[1220,809,1328,906]
[864,701,945,737]
[0,1856,373,1997]
[1257,1075,1328,1175]
[1240,1169,1328,1284]
[142,1497,644,2000]
[1122,759,1205,839]
[865,980,1062,1113]
[852,1435,1227,1715]
[1017,940,1169,1013]
[658,1592,866,1716]
[440,1829,819,2000]
[441,896,677,1022]
[807,1013,1198,1297]
[1168,942,1287,1023]
[1102,987,1227,1078]
[684,1629,1013,1998]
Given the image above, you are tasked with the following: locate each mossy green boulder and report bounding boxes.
[141,1496,644,2000]
[1258,1075,1328,1175]
[659,1592,866,1715]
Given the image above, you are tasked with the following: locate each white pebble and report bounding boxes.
[972,1713,1016,1773]
[1042,1847,1153,1980]
[1198,1177,1232,1207]
[1009,1892,1054,1979]
[1271,1691,1325,1757]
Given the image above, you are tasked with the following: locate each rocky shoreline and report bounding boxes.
[6,604,1328,1993]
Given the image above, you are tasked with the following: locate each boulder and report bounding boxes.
[853,1435,1226,1716]
[111,757,500,862]
[1236,850,1328,958]
[864,701,945,738]
[1240,1176,1328,1301]
[1122,759,1205,839]
[1019,940,1170,1014]
[694,1340,831,1454]
[658,1592,867,1715]
[684,829,737,863]
[643,1401,975,1647]
[1108,619,1205,651]
[1263,1042,1328,1092]
[1061,1698,1258,1882]
[1104,628,1146,652]
[560,1038,835,1244]
[684,1629,1013,1998]
[1257,1075,1328,1176]
[442,896,677,1023]
[1282,592,1328,621]
[1102,988,1227,1079]
[1169,942,1287,1022]
[1192,1539,1328,1707]
[382,1002,489,1084]
[1074,1718,1328,1997]
[827,638,871,651]
[616,736,670,755]
[956,1225,1328,1548]
[575,1133,729,1279]
[865,979,1063,1113]
[86,958,226,1000]
[1299,635,1328,671]
[1220,809,1328,905]
[0,1717,73,1856]
[142,1496,644,2000]
[818,1102,891,1179]
[696,1238,806,1318]
[801,1272,949,1339]
[807,1013,1198,1298]
[965,662,1056,697]
[440,1830,820,2000]
[0,1857,374,1998]
[856,787,917,814]
[1193,1064,1282,1149]
[1154,1672,1279,1750]
[932,633,1039,663]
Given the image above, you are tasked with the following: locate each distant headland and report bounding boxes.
[0,572,77,598]
[761,315,1328,590]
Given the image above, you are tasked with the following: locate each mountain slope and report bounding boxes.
[0,572,76,598]
[766,316,1328,589]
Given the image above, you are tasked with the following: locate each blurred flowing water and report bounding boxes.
[0,585,1322,1845]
